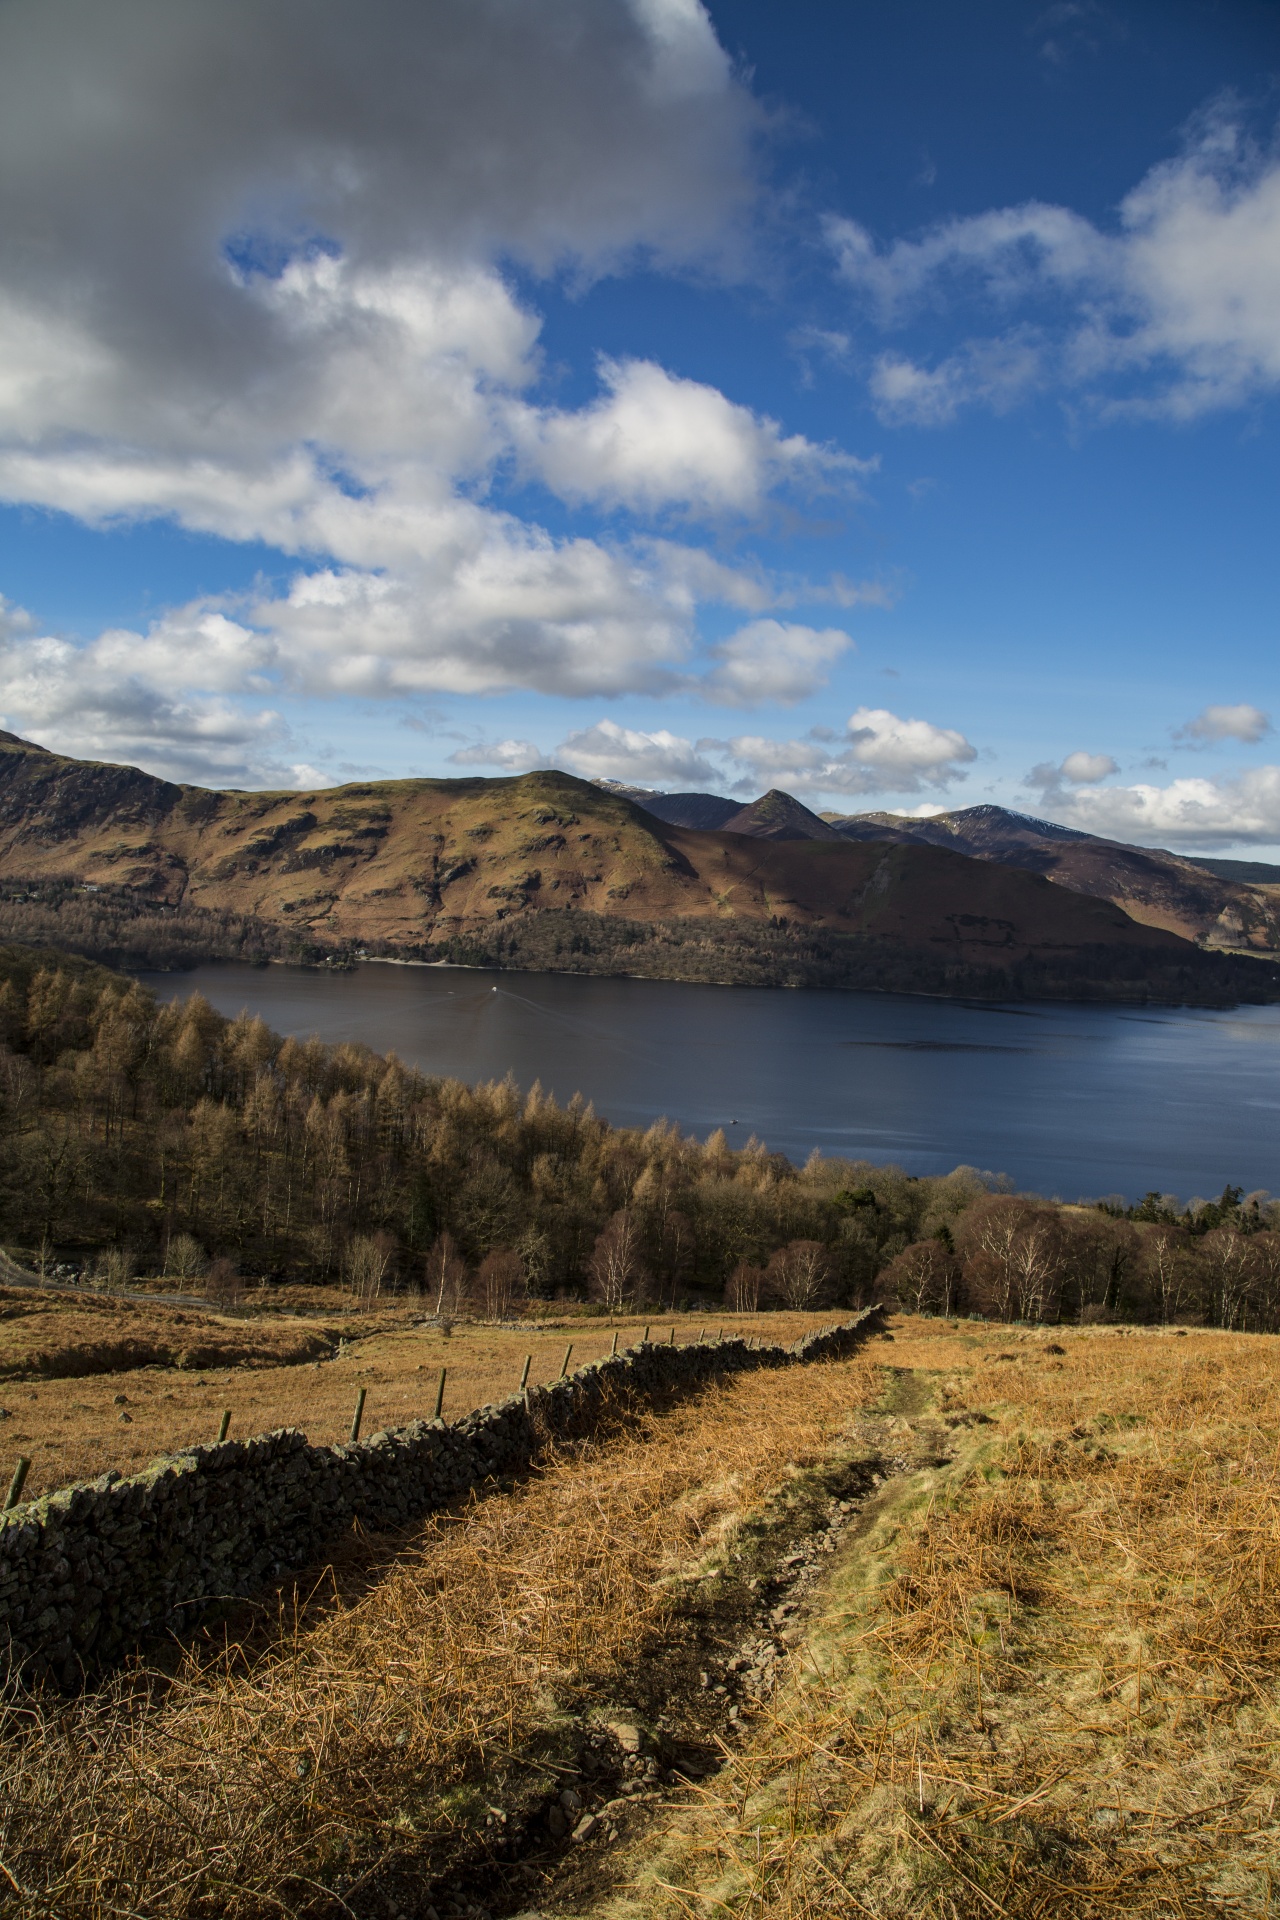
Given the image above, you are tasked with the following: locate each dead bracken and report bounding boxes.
[3,1319,1279,1919]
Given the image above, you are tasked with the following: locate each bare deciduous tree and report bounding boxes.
[956,1197,1064,1323]
[165,1232,207,1282]
[206,1255,244,1308]
[344,1231,396,1302]
[725,1260,764,1313]
[1141,1225,1198,1324]
[425,1232,469,1317]
[474,1248,525,1322]
[878,1238,962,1316]
[766,1240,831,1311]
[588,1209,648,1311]
[1201,1227,1254,1330]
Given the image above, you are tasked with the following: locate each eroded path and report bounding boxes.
[481,1357,950,1920]
[560,1318,1280,1920]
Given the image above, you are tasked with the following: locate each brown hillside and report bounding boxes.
[825,800,1280,952]
[661,828,1192,960]
[2,733,1276,1006]
[0,731,1192,963]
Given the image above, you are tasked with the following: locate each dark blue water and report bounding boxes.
[137,962,1280,1204]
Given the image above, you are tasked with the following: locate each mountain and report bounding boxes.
[0,732,1274,1004]
[600,782,1280,954]
[1187,855,1280,887]
[821,802,1280,954]
[595,781,839,839]
[593,782,741,830]
[718,788,843,841]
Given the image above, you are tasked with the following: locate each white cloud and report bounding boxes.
[1177,702,1271,746]
[844,706,978,781]
[557,719,720,787]
[701,620,851,706]
[0,601,289,787]
[868,334,1044,426]
[1060,749,1119,783]
[519,357,859,516]
[718,706,977,796]
[827,202,1105,324]
[1028,749,1119,792]
[829,103,1280,421]
[449,738,545,772]
[1047,767,1280,849]
[249,521,699,700]
[0,249,795,709]
[445,700,977,801]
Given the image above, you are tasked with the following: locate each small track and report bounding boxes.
[411,1370,950,1920]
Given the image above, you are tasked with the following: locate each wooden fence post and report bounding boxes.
[216,1410,231,1444]
[559,1343,573,1378]
[349,1387,367,1443]
[433,1368,447,1421]
[610,1330,619,1356]
[519,1353,532,1392]
[3,1457,30,1512]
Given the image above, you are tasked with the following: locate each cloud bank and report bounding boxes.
[0,0,872,776]
[829,102,1280,423]
[453,704,978,802]
[1021,717,1280,849]
[1043,769,1280,850]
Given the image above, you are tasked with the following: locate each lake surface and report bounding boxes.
[137,962,1280,1203]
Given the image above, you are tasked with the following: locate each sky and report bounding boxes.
[0,0,1279,853]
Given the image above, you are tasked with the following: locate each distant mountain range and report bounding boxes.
[0,732,1274,1006]
[598,782,1280,955]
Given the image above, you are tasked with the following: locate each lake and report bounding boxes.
[137,961,1280,1204]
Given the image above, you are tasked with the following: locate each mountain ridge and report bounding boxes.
[597,779,1280,954]
[0,734,1274,1004]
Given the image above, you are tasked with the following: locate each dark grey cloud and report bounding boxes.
[0,0,757,412]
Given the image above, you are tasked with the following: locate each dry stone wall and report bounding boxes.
[0,1309,880,1686]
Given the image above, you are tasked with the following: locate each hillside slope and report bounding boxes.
[825,801,1280,953]
[599,780,1280,955]
[0,733,1274,1002]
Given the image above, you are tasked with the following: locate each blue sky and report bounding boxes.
[0,0,1278,851]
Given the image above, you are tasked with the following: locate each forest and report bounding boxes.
[0,941,1276,1329]
[0,879,336,972]
[429,908,1280,1007]
[2,877,1278,1009]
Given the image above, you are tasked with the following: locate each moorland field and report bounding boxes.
[3,1316,1278,1918]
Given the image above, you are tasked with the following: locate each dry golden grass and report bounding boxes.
[0,1286,333,1382]
[0,1306,830,1502]
[619,1317,1280,1920]
[15,1316,1273,1918]
[0,1353,881,1918]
